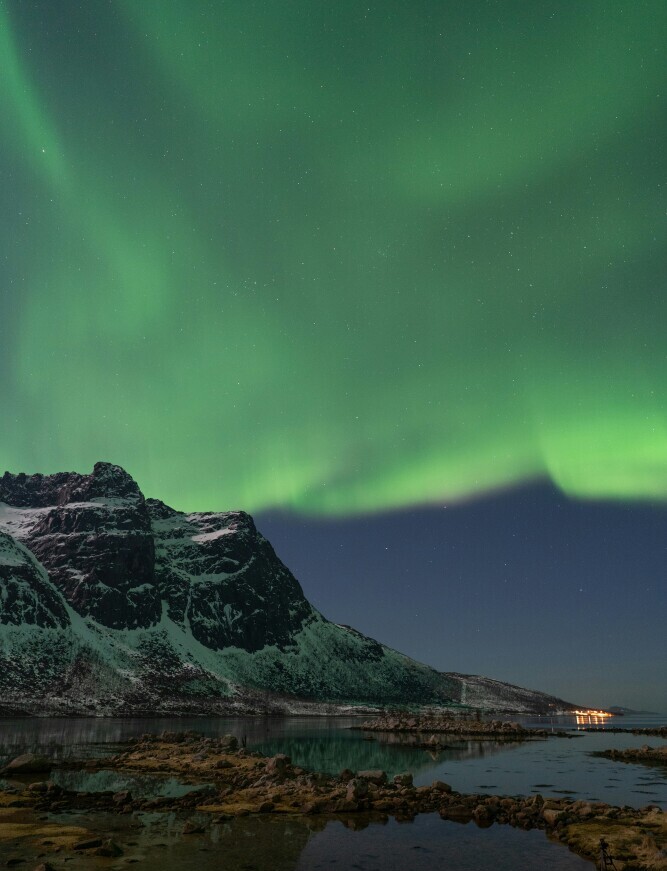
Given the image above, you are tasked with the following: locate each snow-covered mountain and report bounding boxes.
[0,463,582,716]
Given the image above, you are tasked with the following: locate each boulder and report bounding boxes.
[357,769,387,785]
[393,772,413,788]
[346,778,369,801]
[266,753,290,774]
[73,837,103,851]
[183,820,206,834]
[3,754,52,775]
[541,807,563,826]
[94,839,123,857]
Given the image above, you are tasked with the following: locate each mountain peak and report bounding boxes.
[0,461,142,508]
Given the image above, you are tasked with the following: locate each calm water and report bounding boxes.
[40,808,593,870]
[0,714,665,808]
[1,713,665,870]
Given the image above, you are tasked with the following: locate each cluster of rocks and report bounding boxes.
[595,744,667,766]
[101,732,667,867]
[583,726,667,738]
[353,714,568,738]
[2,731,666,870]
[2,777,219,817]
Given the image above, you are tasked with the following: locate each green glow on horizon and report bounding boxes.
[1,1,665,514]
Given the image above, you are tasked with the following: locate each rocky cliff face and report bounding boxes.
[0,463,582,716]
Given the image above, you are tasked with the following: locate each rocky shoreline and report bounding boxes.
[1,731,666,870]
[583,727,667,738]
[594,744,667,767]
[352,714,575,738]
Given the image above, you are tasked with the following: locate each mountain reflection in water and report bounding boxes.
[50,810,593,871]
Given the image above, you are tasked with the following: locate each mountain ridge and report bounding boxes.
[0,462,586,716]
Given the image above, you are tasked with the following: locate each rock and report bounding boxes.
[113,789,132,804]
[182,820,206,834]
[3,754,52,775]
[94,839,123,857]
[339,768,354,782]
[541,808,563,826]
[219,735,239,751]
[357,770,387,785]
[431,780,453,793]
[346,779,369,802]
[393,772,413,788]
[73,837,103,850]
[258,801,275,813]
[265,754,290,774]
[473,804,494,827]
[33,864,56,871]
[442,803,473,822]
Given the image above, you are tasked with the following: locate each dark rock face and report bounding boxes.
[149,504,313,652]
[1,462,158,629]
[0,532,70,628]
[0,464,314,645]
[0,461,141,507]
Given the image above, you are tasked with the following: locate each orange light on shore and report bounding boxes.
[572,709,614,726]
[573,709,613,717]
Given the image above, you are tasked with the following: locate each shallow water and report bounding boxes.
[3,714,663,870]
[0,714,665,808]
[42,809,593,870]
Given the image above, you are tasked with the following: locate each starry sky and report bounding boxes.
[1,1,665,709]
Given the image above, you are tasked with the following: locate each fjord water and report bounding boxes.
[0,714,665,809]
[1,714,665,870]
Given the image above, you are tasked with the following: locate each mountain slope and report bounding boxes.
[0,463,584,715]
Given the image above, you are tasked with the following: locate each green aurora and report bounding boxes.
[1,0,665,514]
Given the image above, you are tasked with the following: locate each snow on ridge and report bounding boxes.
[191,528,234,543]
[0,503,50,538]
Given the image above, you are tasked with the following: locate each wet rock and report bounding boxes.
[258,800,275,813]
[441,803,473,822]
[357,769,387,785]
[541,807,563,826]
[265,754,290,775]
[3,754,52,775]
[339,768,354,782]
[113,789,132,804]
[73,837,103,850]
[473,804,494,827]
[182,820,206,834]
[219,734,239,751]
[393,772,413,788]
[94,839,123,857]
[346,779,369,802]
[431,780,452,793]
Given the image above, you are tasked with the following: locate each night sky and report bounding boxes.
[1,2,665,710]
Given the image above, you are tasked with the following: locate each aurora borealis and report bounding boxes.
[1,0,666,712]
[1,0,665,515]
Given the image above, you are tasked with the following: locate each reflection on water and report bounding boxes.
[47,810,593,870]
[51,769,210,798]
[252,730,525,780]
[0,714,665,809]
[297,815,594,871]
